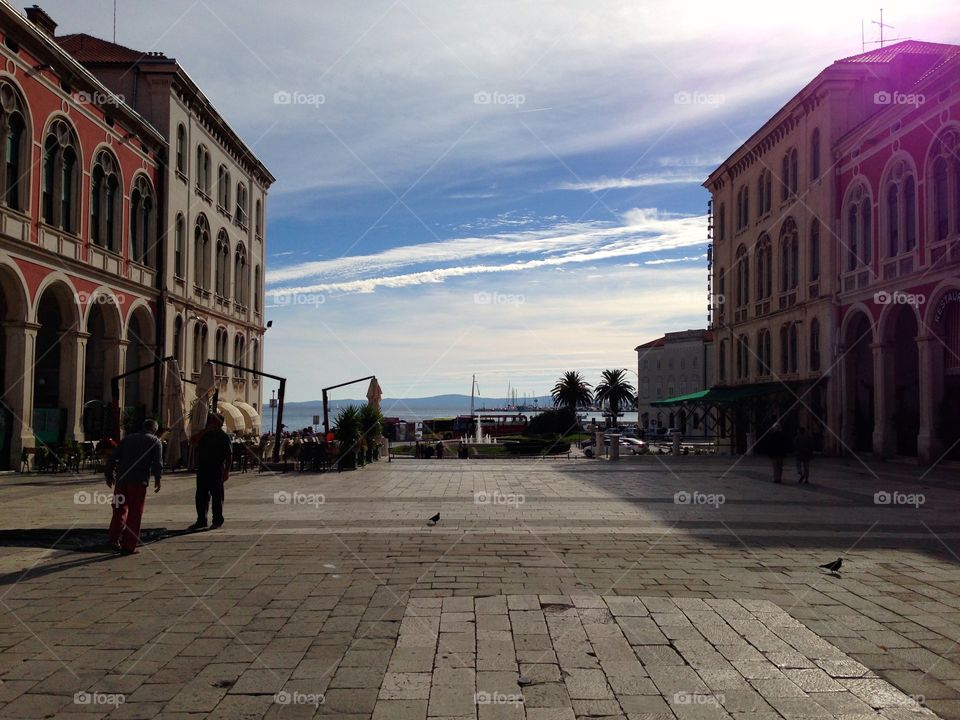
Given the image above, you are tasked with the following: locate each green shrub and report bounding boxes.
[525,408,577,436]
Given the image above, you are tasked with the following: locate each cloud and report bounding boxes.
[266,209,707,296]
[556,172,706,192]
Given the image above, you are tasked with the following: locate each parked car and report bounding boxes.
[619,437,649,454]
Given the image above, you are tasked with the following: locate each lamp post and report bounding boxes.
[269,389,277,434]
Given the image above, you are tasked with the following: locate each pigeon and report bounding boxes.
[819,558,843,573]
[428,513,440,526]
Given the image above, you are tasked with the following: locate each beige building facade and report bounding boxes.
[58,33,275,434]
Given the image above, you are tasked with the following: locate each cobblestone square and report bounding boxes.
[2,456,960,719]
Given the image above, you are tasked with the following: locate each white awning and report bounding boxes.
[232,401,261,432]
[217,401,245,433]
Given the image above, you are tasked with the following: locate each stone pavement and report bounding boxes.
[1,455,960,719]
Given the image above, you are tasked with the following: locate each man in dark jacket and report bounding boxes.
[794,426,814,484]
[190,415,232,530]
[766,423,790,484]
[106,419,163,554]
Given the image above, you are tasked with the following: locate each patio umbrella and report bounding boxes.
[366,377,382,410]
[187,362,215,469]
[162,359,188,468]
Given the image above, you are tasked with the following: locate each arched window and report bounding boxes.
[735,245,749,308]
[809,219,820,281]
[217,164,231,212]
[755,234,772,300]
[214,327,228,378]
[757,170,772,216]
[233,335,246,378]
[194,215,211,289]
[718,340,727,381]
[716,269,725,322]
[255,198,263,238]
[254,265,262,313]
[41,118,80,233]
[788,323,799,374]
[173,315,184,365]
[779,324,789,374]
[235,182,248,227]
[193,322,208,373]
[736,334,749,380]
[0,81,28,211]
[779,218,799,291]
[844,183,872,271]
[174,214,185,278]
[809,318,821,372]
[196,145,211,195]
[757,329,771,376]
[91,149,121,252]
[810,129,821,180]
[129,175,155,266]
[781,148,799,199]
[251,339,260,376]
[215,230,230,298]
[883,158,917,257]
[176,123,186,175]
[717,202,725,241]
[736,185,749,230]
[234,244,248,306]
[929,128,960,243]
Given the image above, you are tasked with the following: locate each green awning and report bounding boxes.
[651,382,796,407]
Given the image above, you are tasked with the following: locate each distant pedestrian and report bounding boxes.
[189,415,232,530]
[766,422,790,484]
[794,426,814,484]
[105,419,163,555]
[458,441,468,459]
[435,441,444,459]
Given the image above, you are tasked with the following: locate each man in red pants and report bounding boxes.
[106,419,163,555]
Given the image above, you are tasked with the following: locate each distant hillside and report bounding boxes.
[284,394,555,414]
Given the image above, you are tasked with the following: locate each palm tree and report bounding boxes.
[595,369,636,423]
[551,371,593,414]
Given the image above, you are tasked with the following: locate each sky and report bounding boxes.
[36,0,958,402]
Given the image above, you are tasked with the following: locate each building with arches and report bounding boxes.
[56,16,275,435]
[706,40,960,462]
[835,46,960,462]
[0,5,165,468]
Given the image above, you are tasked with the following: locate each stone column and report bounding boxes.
[1,321,38,463]
[871,342,894,458]
[916,336,941,463]
[117,339,129,425]
[64,330,89,442]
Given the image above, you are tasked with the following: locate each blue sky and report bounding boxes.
[39,0,956,401]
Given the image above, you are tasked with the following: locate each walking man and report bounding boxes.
[105,419,163,555]
[190,415,232,530]
[794,426,814,484]
[766,422,789,484]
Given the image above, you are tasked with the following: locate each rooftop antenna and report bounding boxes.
[113,0,117,42]
[862,9,909,51]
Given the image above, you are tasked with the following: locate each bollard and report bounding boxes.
[609,434,620,460]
